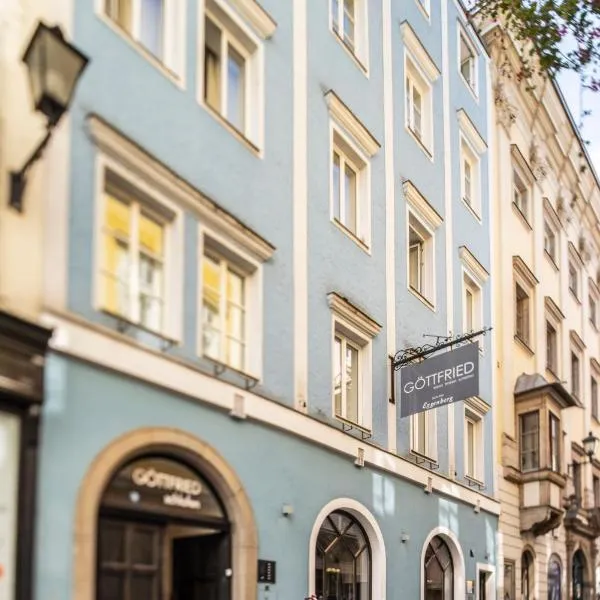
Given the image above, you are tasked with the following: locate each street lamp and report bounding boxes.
[9,21,89,212]
[583,431,599,462]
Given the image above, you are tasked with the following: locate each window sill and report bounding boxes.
[408,286,435,311]
[331,30,369,76]
[201,354,260,389]
[461,196,482,223]
[544,250,559,272]
[409,449,439,469]
[201,102,262,157]
[511,202,532,231]
[97,14,184,90]
[545,366,559,381]
[100,308,180,348]
[405,125,433,161]
[465,474,485,489]
[514,334,534,356]
[331,219,371,254]
[334,414,372,439]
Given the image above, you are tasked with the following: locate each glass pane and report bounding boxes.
[100,522,126,564]
[413,88,422,137]
[409,243,421,291]
[467,420,475,476]
[204,18,222,110]
[140,0,163,58]
[104,236,130,316]
[227,45,246,131]
[131,573,158,599]
[464,160,472,202]
[139,213,164,258]
[417,412,426,455]
[227,338,244,371]
[106,0,132,32]
[105,194,131,239]
[227,270,244,305]
[98,572,125,600]
[139,255,162,330]
[333,152,341,221]
[465,289,473,331]
[227,304,245,342]
[331,0,340,32]
[131,527,157,565]
[343,0,355,49]
[344,163,357,234]
[345,343,359,423]
[355,546,370,600]
[334,337,343,416]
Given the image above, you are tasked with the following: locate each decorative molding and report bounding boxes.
[512,255,539,287]
[510,144,535,186]
[464,396,491,416]
[544,296,565,322]
[568,241,584,267]
[327,292,382,339]
[543,197,562,230]
[457,110,486,155]
[570,329,586,352]
[403,180,443,229]
[400,21,441,81]
[459,246,489,284]
[324,90,380,157]
[589,277,600,299]
[88,115,275,263]
[530,137,549,181]
[219,0,277,39]
[494,82,517,131]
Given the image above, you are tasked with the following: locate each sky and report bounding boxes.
[557,71,600,177]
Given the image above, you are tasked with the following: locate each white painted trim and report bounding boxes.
[457,109,486,155]
[420,527,466,600]
[40,310,502,516]
[88,116,274,263]
[404,52,435,158]
[403,181,443,229]
[328,0,370,74]
[293,0,308,411]
[325,90,380,157]
[475,562,496,600]
[457,22,479,100]
[327,292,381,339]
[459,246,490,284]
[307,498,386,600]
[400,21,440,81]
[221,0,276,39]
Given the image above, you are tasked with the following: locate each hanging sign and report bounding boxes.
[399,343,479,417]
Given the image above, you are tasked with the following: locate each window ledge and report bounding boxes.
[465,475,485,489]
[405,125,434,161]
[201,102,261,156]
[331,218,371,254]
[514,334,534,356]
[202,354,260,389]
[409,449,439,469]
[511,202,533,230]
[334,415,372,439]
[408,286,436,312]
[544,250,559,271]
[100,309,180,349]
[461,197,482,223]
[331,30,369,76]
[97,14,184,89]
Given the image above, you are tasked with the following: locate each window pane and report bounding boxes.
[98,572,125,600]
[227,338,244,371]
[343,0,355,49]
[104,195,131,317]
[139,0,163,58]
[334,337,343,416]
[520,412,539,471]
[332,151,341,221]
[204,18,222,111]
[465,288,474,331]
[227,269,244,306]
[227,44,246,131]
[464,160,472,203]
[412,88,422,137]
[345,343,359,423]
[331,0,340,32]
[131,527,157,565]
[466,420,475,476]
[139,255,162,330]
[344,163,357,234]
[105,0,132,32]
[202,256,222,360]
[131,574,158,599]
[416,411,426,455]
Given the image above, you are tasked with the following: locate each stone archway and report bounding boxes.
[73,427,258,600]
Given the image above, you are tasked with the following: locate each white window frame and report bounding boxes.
[411,408,437,462]
[464,396,489,484]
[513,256,538,351]
[510,145,535,226]
[458,25,478,97]
[329,0,369,72]
[568,243,582,301]
[198,0,274,151]
[328,292,381,432]
[544,297,564,378]
[94,155,184,342]
[570,331,585,401]
[198,228,263,380]
[402,23,440,158]
[326,91,379,251]
[590,278,600,329]
[99,0,186,82]
[459,246,489,352]
[415,0,430,19]
[458,110,486,219]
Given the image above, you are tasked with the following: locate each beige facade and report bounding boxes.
[487,25,600,600]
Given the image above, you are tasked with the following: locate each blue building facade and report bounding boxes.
[34,0,498,598]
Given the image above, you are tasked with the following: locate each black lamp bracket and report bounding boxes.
[9,123,56,212]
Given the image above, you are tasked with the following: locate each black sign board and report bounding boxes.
[398,343,479,417]
[258,560,276,584]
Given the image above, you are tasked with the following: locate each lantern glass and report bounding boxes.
[583,431,598,460]
[22,23,89,125]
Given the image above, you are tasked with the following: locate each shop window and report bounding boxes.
[97,455,230,600]
[503,559,516,600]
[424,536,454,600]
[548,556,561,600]
[520,411,539,472]
[521,551,534,600]
[315,511,371,600]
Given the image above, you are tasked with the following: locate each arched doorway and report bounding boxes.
[573,549,586,600]
[547,555,561,600]
[314,510,371,600]
[97,454,231,600]
[521,550,534,600]
[424,535,454,600]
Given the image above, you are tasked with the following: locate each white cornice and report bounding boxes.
[457,110,487,155]
[464,396,491,416]
[88,115,275,262]
[223,0,277,39]
[327,292,382,339]
[544,296,565,322]
[570,330,586,351]
[459,246,489,284]
[400,21,440,82]
[510,144,535,185]
[543,197,561,230]
[512,255,539,287]
[325,91,380,157]
[403,180,443,229]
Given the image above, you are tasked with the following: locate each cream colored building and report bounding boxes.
[486,24,600,600]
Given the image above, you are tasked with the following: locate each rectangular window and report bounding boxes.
[406,76,423,140]
[594,475,600,507]
[515,283,530,345]
[549,413,560,472]
[101,184,168,333]
[463,272,482,344]
[404,54,433,154]
[331,0,355,51]
[590,295,597,328]
[573,461,582,505]
[333,334,361,425]
[465,411,483,481]
[544,220,557,262]
[520,411,539,472]
[512,168,529,221]
[569,261,579,298]
[504,560,516,600]
[408,214,434,304]
[463,159,472,205]
[459,31,477,92]
[201,250,247,371]
[411,410,436,460]
[546,321,557,373]
[592,376,598,420]
[332,149,358,236]
[572,351,581,399]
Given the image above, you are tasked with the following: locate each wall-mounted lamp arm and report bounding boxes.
[9,125,55,212]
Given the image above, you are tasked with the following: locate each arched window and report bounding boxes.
[547,556,561,600]
[315,510,371,600]
[96,455,230,600]
[573,550,586,600]
[521,551,534,600]
[424,535,454,600]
